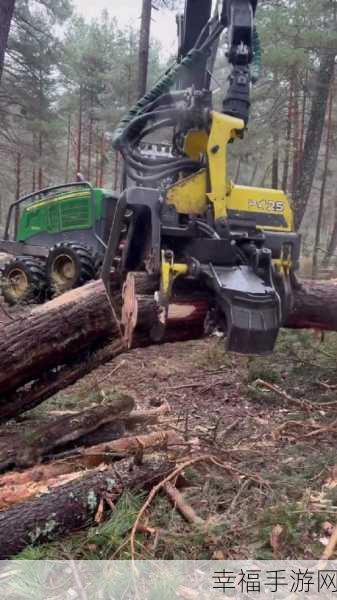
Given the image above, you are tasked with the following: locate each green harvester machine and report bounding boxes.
[0,182,119,304]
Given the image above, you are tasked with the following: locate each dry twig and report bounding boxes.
[163,482,204,526]
[130,455,213,560]
[253,379,313,412]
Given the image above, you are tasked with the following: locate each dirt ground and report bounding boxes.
[11,328,337,560]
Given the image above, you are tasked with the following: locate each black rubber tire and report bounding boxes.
[0,257,47,306]
[93,252,104,279]
[46,242,96,296]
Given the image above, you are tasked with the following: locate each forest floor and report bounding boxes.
[10,329,337,560]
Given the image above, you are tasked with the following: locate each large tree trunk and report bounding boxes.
[292,53,336,229]
[0,0,15,83]
[312,81,334,275]
[1,275,337,421]
[323,214,337,267]
[0,459,173,559]
[0,395,135,473]
[286,278,337,331]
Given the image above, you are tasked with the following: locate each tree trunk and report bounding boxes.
[99,131,106,188]
[95,126,100,186]
[292,53,336,229]
[312,80,334,275]
[286,278,337,332]
[76,86,83,175]
[0,395,135,472]
[65,114,71,183]
[0,430,179,510]
[0,281,121,397]
[2,276,337,422]
[282,76,294,193]
[0,0,15,83]
[87,110,94,182]
[15,152,21,200]
[234,158,241,183]
[137,0,152,99]
[291,78,301,196]
[38,132,43,190]
[272,131,279,189]
[114,151,120,190]
[323,215,337,267]
[0,459,173,559]
[0,340,126,424]
[299,69,308,160]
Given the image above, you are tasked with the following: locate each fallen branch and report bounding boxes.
[253,379,314,412]
[0,430,182,508]
[163,482,204,526]
[272,418,337,441]
[0,394,136,472]
[130,455,214,560]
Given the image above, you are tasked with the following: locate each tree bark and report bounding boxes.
[286,278,337,332]
[291,78,301,196]
[0,281,121,397]
[6,395,135,470]
[293,53,336,229]
[0,0,15,83]
[38,132,43,190]
[15,152,21,200]
[282,76,294,193]
[0,459,174,559]
[0,431,179,511]
[137,0,152,99]
[99,131,106,188]
[272,130,279,189]
[2,276,337,421]
[312,80,334,275]
[323,214,337,267]
[87,107,94,181]
[65,113,71,183]
[76,85,83,175]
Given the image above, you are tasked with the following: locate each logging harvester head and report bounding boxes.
[102,0,301,356]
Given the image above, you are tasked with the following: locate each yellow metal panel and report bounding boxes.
[228,184,294,232]
[207,112,245,220]
[166,169,208,215]
[184,130,208,160]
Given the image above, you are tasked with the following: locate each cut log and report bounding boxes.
[286,277,337,331]
[15,394,135,468]
[0,281,120,396]
[0,340,126,424]
[121,271,208,347]
[0,396,135,472]
[0,425,177,490]
[0,459,174,559]
[76,401,171,447]
[0,401,172,474]
[0,275,337,422]
[0,430,181,509]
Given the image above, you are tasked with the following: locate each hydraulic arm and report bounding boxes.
[104,0,301,356]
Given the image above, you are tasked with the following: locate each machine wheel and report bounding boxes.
[1,257,47,306]
[46,242,96,295]
[93,252,103,279]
